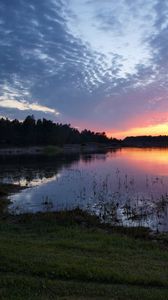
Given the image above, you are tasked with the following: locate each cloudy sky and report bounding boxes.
[0,0,168,138]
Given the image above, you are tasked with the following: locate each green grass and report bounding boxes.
[0,183,23,197]
[0,210,168,299]
[0,184,23,214]
[43,146,63,156]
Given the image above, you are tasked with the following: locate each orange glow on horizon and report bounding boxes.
[107,123,168,139]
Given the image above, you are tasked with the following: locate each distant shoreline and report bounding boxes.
[1,144,168,157]
[0,144,119,157]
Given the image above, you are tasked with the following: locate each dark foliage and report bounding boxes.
[123,136,168,147]
[1,116,168,147]
[0,115,118,147]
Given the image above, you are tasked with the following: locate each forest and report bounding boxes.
[0,115,118,146]
[123,136,168,147]
[1,115,168,148]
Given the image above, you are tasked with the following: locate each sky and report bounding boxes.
[0,0,168,138]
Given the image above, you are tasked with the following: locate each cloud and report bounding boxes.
[0,80,60,118]
[0,98,59,115]
[0,0,168,137]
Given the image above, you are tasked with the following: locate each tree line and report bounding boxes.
[123,136,168,147]
[0,115,119,147]
[1,115,168,148]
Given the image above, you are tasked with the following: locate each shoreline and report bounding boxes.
[0,183,25,214]
[3,208,168,243]
[0,144,119,157]
[1,145,168,158]
[0,182,167,242]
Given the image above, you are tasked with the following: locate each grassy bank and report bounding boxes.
[0,209,168,300]
[0,183,24,214]
[43,145,63,156]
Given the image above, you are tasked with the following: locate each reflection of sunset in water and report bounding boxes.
[112,148,168,176]
[118,148,168,163]
[78,148,168,177]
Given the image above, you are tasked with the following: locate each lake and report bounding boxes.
[1,148,168,232]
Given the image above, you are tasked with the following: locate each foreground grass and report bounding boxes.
[0,210,168,300]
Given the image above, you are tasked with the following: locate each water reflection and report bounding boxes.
[0,155,80,186]
[0,148,168,232]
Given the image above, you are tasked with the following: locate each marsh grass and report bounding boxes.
[4,168,168,231]
[7,170,168,231]
[77,172,168,231]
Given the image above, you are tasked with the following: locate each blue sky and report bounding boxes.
[0,0,168,137]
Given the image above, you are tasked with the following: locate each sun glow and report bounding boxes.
[108,123,168,139]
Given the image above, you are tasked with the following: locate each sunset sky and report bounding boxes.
[0,0,168,138]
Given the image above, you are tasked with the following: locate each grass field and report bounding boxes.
[0,210,168,300]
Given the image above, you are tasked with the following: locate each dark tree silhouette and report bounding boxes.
[0,116,119,147]
[123,136,168,147]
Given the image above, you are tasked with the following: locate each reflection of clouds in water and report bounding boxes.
[12,173,61,187]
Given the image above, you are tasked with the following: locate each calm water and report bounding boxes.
[1,148,168,232]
